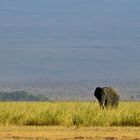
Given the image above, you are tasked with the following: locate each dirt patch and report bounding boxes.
[0,126,140,140]
[74,136,94,139]
[2,136,49,140]
[104,137,117,140]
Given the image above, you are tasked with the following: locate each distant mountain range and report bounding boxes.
[0,80,139,101]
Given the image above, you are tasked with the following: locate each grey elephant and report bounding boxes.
[94,87,119,108]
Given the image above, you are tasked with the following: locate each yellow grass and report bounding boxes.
[0,102,139,127]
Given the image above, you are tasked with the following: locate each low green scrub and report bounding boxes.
[0,102,139,127]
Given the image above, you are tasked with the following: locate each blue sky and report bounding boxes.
[0,0,140,82]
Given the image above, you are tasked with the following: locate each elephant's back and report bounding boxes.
[102,87,119,96]
[103,87,119,106]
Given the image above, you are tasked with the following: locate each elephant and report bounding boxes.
[94,87,119,108]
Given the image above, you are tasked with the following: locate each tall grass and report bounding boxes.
[0,102,139,127]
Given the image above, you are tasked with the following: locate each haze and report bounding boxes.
[0,0,140,89]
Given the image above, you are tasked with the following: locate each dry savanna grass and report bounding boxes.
[0,126,140,140]
[0,102,140,139]
[0,101,139,127]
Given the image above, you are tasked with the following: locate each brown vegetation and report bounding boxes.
[0,126,140,140]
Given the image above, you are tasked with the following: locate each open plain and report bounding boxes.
[0,102,139,139]
[0,126,140,140]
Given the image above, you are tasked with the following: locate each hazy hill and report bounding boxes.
[0,80,140,101]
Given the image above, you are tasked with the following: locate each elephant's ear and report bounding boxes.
[94,87,102,101]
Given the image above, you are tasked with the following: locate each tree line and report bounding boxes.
[0,91,49,101]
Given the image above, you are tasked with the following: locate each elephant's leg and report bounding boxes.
[99,100,105,109]
[104,99,108,107]
[100,94,106,109]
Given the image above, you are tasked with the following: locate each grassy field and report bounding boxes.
[0,101,139,127]
[0,102,140,139]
